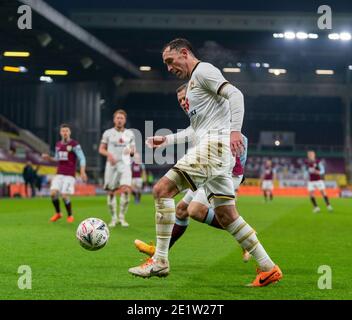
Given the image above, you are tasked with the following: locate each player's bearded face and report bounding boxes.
[163,48,188,79]
[114,114,126,128]
[60,128,71,141]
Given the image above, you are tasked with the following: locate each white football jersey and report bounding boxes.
[101,128,135,165]
[186,62,241,142]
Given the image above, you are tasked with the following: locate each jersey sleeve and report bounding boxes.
[129,131,136,148]
[239,134,248,167]
[54,143,60,161]
[195,63,229,95]
[73,144,86,167]
[318,161,325,175]
[101,130,109,144]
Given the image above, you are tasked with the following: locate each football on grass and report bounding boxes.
[76,218,109,251]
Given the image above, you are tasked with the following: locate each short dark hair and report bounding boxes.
[176,83,187,93]
[162,38,195,55]
[60,123,70,129]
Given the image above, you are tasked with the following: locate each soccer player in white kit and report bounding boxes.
[99,109,136,227]
[129,38,282,287]
[135,84,251,262]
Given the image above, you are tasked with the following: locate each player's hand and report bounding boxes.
[80,171,88,182]
[42,153,50,161]
[123,147,131,155]
[145,136,167,148]
[230,131,244,156]
[107,153,117,165]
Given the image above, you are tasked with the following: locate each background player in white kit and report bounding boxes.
[131,152,146,204]
[129,38,282,287]
[99,109,136,227]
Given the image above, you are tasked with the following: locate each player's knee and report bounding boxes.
[51,190,58,198]
[153,179,175,199]
[215,205,239,225]
[188,203,207,220]
[62,194,70,202]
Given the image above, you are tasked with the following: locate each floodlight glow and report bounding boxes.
[255,63,261,67]
[139,66,151,71]
[3,51,30,57]
[340,32,351,41]
[274,140,281,146]
[315,69,334,75]
[349,65,352,70]
[296,32,308,39]
[223,67,241,73]
[40,76,53,83]
[268,68,287,76]
[284,31,295,39]
[308,33,319,39]
[273,33,284,38]
[328,33,340,40]
[44,70,68,76]
[3,66,27,73]
[262,63,270,68]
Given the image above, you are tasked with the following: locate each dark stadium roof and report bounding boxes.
[1,0,352,83]
[0,0,140,84]
[46,0,352,14]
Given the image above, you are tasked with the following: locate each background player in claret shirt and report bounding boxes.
[99,109,136,227]
[305,150,333,213]
[42,124,87,223]
[261,160,276,202]
[131,152,146,204]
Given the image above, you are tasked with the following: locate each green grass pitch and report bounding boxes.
[1,194,351,300]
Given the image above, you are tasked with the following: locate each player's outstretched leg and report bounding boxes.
[129,177,178,278]
[134,200,190,256]
[62,194,74,223]
[50,190,62,222]
[321,191,333,212]
[107,193,117,227]
[189,204,252,262]
[119,191,130,227]
[309,191,320,213]
[216,204,282,287]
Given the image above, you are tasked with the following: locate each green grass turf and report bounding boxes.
[0,195,351,300]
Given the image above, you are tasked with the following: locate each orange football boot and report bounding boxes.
[67,216,74,223]
[134,239,155,257]
[50,213,62,222]
[250,265,283,287]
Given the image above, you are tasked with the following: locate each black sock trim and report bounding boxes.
[172,167,197,191]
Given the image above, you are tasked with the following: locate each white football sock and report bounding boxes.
[226,216,275,271]
[119,192,130,221]
[154,198,176,261]
[107,194,117,220]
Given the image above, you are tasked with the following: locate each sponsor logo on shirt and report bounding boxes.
[189,80,195,90]
[188,109,197,118]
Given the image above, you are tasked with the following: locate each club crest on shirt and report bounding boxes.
[118,138,124,144]
[66,145,72,152]
[189,80,195,90]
